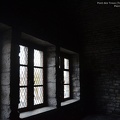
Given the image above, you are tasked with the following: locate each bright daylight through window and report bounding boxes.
[18,45,44,111]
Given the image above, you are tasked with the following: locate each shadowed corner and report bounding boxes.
[0,29,2,120]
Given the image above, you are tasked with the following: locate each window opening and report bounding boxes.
[63,58,70,99]
[18,45,45,111]
[60,54,71,101]
[33,49,44,105]
[19,45,28,109]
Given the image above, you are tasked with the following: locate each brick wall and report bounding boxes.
[79,0,120,115]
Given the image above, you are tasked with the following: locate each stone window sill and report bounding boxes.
[20,99,79,119]
[20,107,56,119]
[61,99,80,106]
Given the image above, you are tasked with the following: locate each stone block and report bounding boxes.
[1,85,10,105]
[116,96,120,100]
[1,53,10,72]
[48,83,56,98]
[73,86,80,92]
[47,47,56,52]
[73,80,80,87]
[1,105,11,120]
[47,58,55,67]
[48,98,57,107]
[115,103,120,107]
[2,41,11,54]
[47,67,56,82]
[1,72,10,85]
[47,51,56,58]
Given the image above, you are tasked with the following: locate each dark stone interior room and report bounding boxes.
[1,0,120,120]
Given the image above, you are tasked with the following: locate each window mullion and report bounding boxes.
[69,59,72,99]
[61,57,64,102]
[28,48,34,110]
[62,56,71,100]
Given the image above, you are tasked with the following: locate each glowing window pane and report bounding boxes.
[34,50,43,67]
[19,66,28,86]
[34,68,43,85]
[19,88,27,108]
[64,71,69,84]
[64,85,70,99]
[19,45,28,65]
[34,87,43,105]
[64,58,69,69]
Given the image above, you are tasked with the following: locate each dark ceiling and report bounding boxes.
[1,1,82,52]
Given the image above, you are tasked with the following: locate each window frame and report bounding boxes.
[18,41,47,112]
[60,53,72,102]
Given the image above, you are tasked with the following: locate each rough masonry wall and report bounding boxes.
[79,0,120,115]
[0,30,12,120]
[72,55,80,99]
[47,47,57,107]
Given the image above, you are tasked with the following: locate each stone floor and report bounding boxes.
[82,115,120,120]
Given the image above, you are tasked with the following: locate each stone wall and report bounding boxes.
[0,23,80,120]
[0,28,12,120]
[79,0,120,115]
[72,55,80,99]
[47,47,57,107]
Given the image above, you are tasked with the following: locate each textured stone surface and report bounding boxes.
[0,29,11,120]
[1,53,10,72]
[47,46,57,107]
[82,115,120,120]
[47,67,56,82]
[1,85,10,105]
[1,72,10,85]
[48,82,56,97]
[48,98,57,107]
[1,105,11,120]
